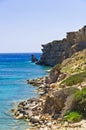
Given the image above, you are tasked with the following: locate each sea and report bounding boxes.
[0,53,50,130]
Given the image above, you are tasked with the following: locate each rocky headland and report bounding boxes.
[12,26,86,130]
[37,26,86,66]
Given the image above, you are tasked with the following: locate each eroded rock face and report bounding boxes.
[46,67,61,84]
[42,87,78,118]
[37,26,86,66]
[37,40,71,66]
[45,64,67,84]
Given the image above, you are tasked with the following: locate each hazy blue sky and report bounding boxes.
[0,0,86,53]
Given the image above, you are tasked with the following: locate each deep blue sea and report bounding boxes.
[0,53,50,130]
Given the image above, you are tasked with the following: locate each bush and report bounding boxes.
[72,88,86,117]
[74,88,86,101]
[64,111,82,122]
[63,88,86,122]
[61,71,86,86]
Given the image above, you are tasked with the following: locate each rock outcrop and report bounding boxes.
[42,87,78,118]
[31,54,38,63]
[37,26,86,66]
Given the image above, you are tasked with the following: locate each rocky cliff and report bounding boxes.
[37,26,86,66]
[42,49,86,124]
[12,26,86,130]
[13,49,86,130]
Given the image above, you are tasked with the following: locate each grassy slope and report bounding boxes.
[61,49,86,75]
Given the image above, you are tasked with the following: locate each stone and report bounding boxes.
[31,54,38,63]
[63,121,69,127]
[30,116,40,124]
[27,77,45,87]
[47,122,52,127]
[26,110,33,117]
[15,113,23,119]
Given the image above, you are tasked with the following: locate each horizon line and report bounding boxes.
[0,52,42,54]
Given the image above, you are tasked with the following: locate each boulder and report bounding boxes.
[30,116,40,124]
[27,77,45,87]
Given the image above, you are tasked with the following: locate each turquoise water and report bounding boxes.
[0,53,50,130]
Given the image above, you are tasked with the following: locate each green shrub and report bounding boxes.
[61,71,86,86]
[72,88,86,116]
[64,111,82,122]
[63,88,86,122]
[74,88,86,101]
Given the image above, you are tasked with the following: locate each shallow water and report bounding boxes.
[0,53,50,130]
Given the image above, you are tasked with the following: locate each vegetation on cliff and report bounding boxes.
[64,111,82,122]
[61,49,86,74]
[64,88,86,122]
[45,49,86,123]
[61,71,86,86]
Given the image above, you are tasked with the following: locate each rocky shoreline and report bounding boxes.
[12,76,86,130]
[11,48,86,130]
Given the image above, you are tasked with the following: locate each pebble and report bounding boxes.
[63,121,69,127]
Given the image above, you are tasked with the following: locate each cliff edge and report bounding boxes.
[37,26,86,66]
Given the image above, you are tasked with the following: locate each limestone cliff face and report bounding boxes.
[37,26,86,66]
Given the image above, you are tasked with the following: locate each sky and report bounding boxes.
[0,0,86,53]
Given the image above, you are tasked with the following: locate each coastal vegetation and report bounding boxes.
[73,88,86,117]
[64,88,86,122]
[61,71,86,86]
[61,49,86,74]
[64,111,82,122]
